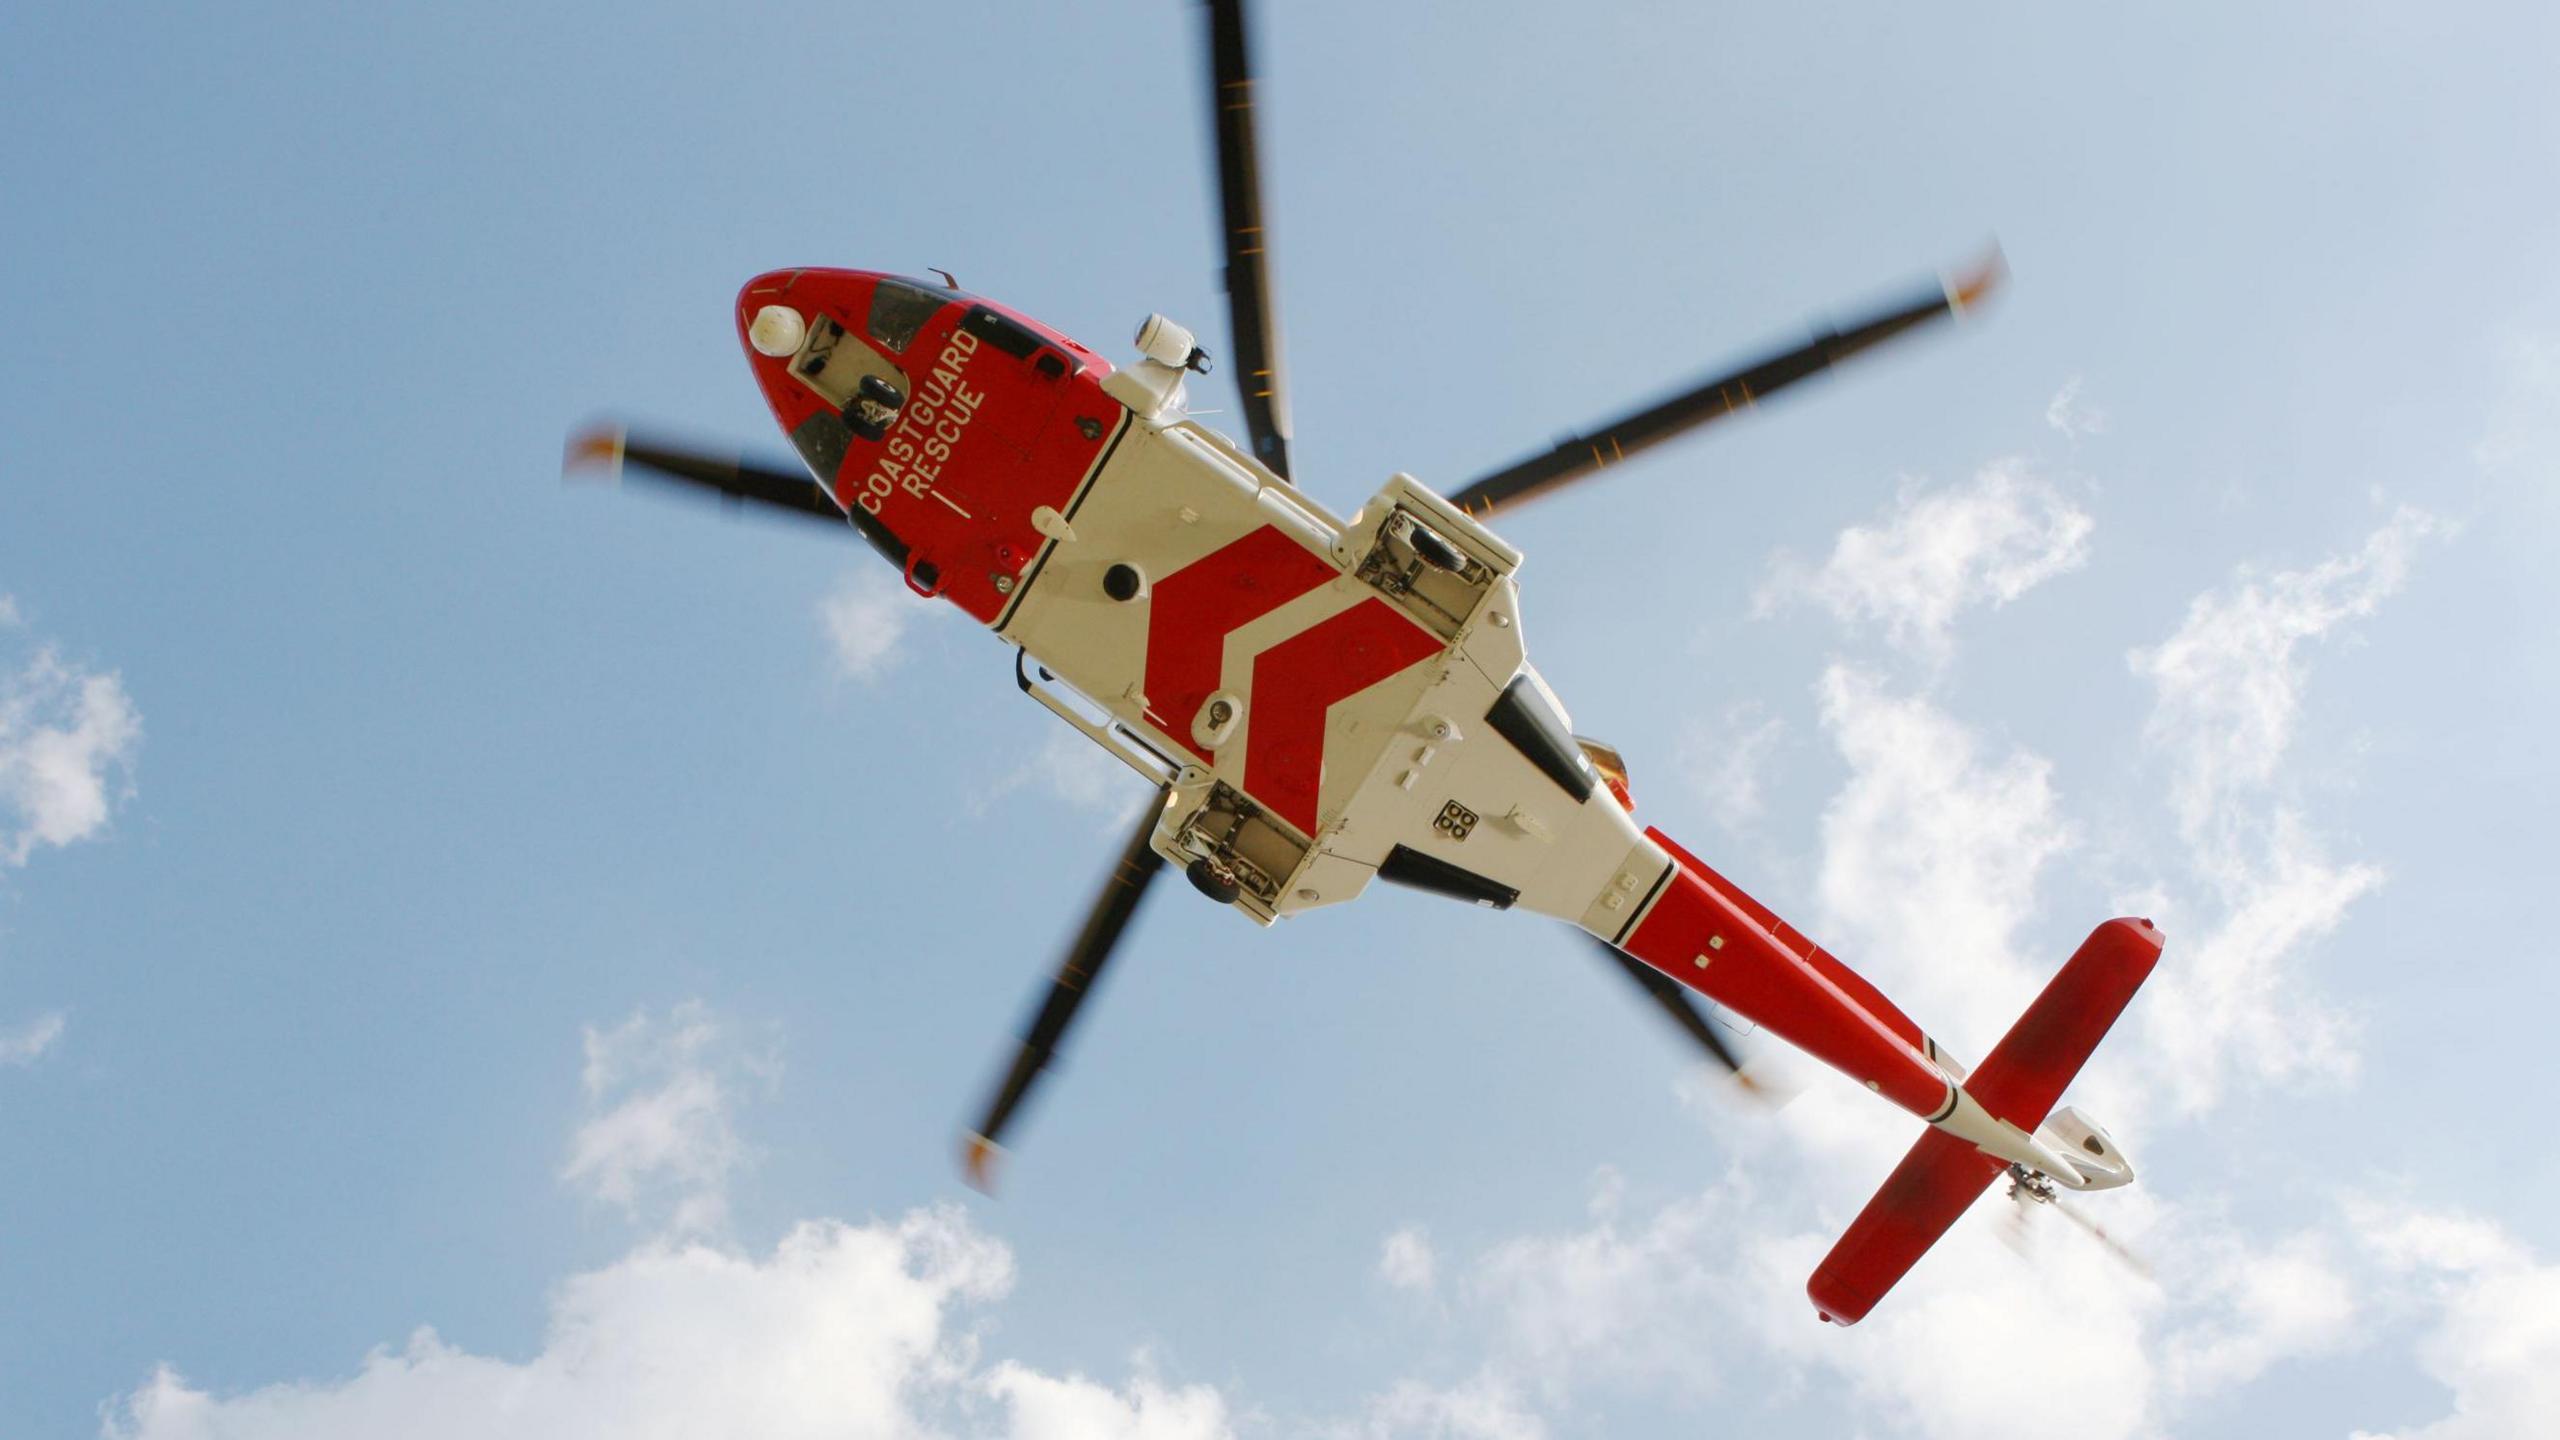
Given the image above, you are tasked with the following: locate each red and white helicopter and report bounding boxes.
[571,0,2159,1325]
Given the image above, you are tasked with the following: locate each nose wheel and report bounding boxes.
[844,375,906,441]
[1185,857,1242,905]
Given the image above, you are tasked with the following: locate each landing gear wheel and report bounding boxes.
[1408,523,1468,573]
[1185,857,1241,904]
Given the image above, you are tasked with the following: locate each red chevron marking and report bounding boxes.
[1144,526,1338,761]
[1244,598,1443,836]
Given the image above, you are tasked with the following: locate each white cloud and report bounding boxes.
[1,1008,66,1066]
[1812,665,2069,1044]
[110,1015,1234,1440]
[2130,506,2445,844]
[562,1002,775,1238]
[1,640,141,867]
[2045,376,2108,440]
[1778,1219,2162,1440]
[2352,1202,2523,1275]
[106,1209,1232,1440]
[2347,1203,2560,1440]
[2136,811,2376,1110]
[2160,1232,2356,1397]
[1379,1226,1437,1295]
[2127,508,2445,1111]
[1757,463,2094,659]
[1674,701,1784,831]
[3,611,136,1069]
[818,571,915,683]
[1459,1180,1739,1404]
[973,726,1154,829]
[985,1361,1234,1440]
[1350,1372,1546,1440]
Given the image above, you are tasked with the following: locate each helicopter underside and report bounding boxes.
[994,358,1664,930]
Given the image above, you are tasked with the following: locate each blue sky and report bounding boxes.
[5,1,2557,1436]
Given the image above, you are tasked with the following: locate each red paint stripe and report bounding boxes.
[1244,598,1443,835]
[1650,828,1928,1052]
[1144,526,1338,761]
[1622,834,1948,1120]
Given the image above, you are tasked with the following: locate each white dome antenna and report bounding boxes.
[747,305,807,358]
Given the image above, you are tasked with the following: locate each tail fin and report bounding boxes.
[1807,918,2162,1325]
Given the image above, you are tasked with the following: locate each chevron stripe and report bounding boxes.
[1143,525,1338,761]
[1244,598,1443,835]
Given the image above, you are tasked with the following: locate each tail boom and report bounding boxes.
[1615,828,1956,1122]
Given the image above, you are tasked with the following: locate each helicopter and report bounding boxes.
[567,0,2161,1326]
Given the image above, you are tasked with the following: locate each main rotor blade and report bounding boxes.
[1443,251,2006,519]
[962,793,1170,1190]
[1203,0,1293,480]
[1585,933,1755,1086]
[564,424,907,566]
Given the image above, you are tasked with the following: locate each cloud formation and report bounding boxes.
[2348,1203,2560,1440]
[1379,1226,1437,1295]
[562,1002,774,1238]
[1674,700,1784,832]
[972,726,1154,829]
[1757,463,2093,659]
[1,1009,67,1066]
[108,1209,1233,1440]
[2045,376,2107,440]
[1351,1372,1544,1440]
[111,1006,1235,1440]
[3,600,140,1072]
[2130,507,2444,845]
[2128,507,2446,1110]
[1812,665,2068,1042]
[819,571,916,683]
[1,631,141,867]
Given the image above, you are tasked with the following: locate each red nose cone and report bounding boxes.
[721,269,1124,628]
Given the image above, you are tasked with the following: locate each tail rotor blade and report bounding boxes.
[962,793,1170,1190]
[2051,1196,2155,1280]
[2005,1174,2153,1280]
[1202,0,1293,480]
[1444,248,2006,519]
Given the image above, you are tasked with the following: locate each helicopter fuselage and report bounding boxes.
[742,266,1987,1114]
[730,267,2161,1324]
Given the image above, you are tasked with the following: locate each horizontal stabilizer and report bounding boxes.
[1807,918,2162,1325]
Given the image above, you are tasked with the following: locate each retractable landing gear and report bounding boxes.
[1185,856,1242,905]
[844,374,905,441]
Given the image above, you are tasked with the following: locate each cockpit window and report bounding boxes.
[867,279,949,354]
